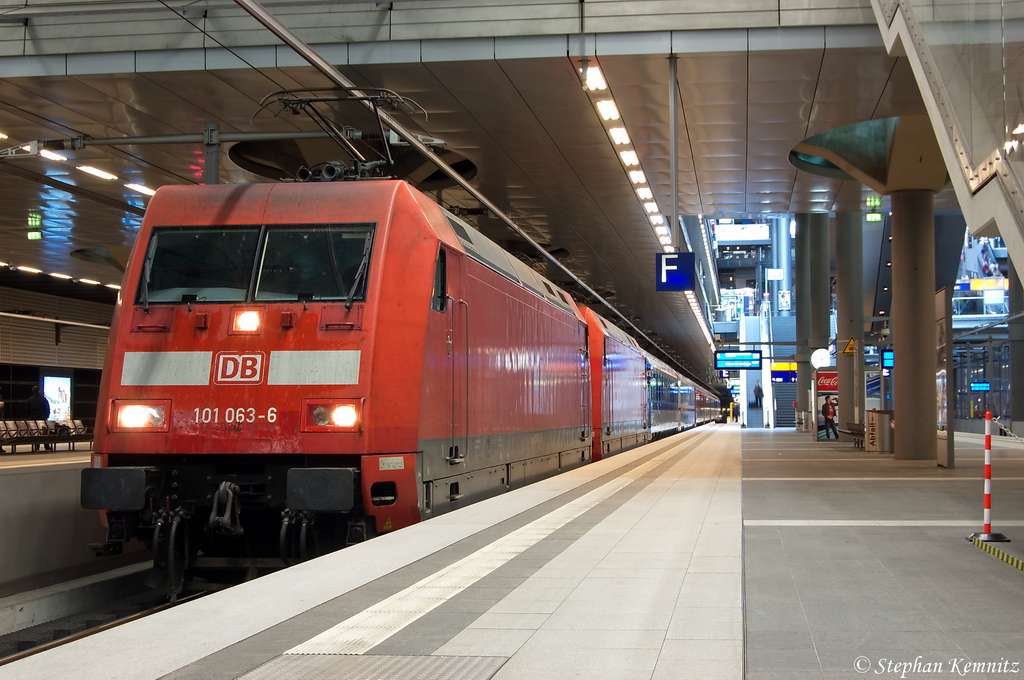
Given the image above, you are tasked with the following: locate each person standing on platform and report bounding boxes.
[27,385,52,451]
[821,396,839,440]
[0,388,5,452]
[753,380,763,408]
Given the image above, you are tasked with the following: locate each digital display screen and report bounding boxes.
[881,350,894,368]
[970,382,991,392]
[715,351,762,370]
[43,376,72,421]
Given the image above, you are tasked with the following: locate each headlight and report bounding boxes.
[331,405,358,427]
[111,400,170,432]
[303,399,362,432]
[229,308,263,334]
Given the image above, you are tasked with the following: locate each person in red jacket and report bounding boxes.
[821,396,838,439]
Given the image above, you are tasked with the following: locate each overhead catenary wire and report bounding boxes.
[227,0,713,389]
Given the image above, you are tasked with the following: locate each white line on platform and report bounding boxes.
[743,477,1024,481]
[744,519,1024,526]
[286,441,691,656]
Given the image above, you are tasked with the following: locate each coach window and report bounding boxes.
[431,248,447,312]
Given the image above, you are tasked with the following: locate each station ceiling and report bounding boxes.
[0,16,954,378]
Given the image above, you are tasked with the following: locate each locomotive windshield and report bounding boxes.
[138,224,374,305]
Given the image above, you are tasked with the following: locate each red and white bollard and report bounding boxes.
[968,412,1009,542]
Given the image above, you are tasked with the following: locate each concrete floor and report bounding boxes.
[743,430,1024,680]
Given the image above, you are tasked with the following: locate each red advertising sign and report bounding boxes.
[816,371,838,393]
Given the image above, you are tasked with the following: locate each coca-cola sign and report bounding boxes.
[817,371,838,392]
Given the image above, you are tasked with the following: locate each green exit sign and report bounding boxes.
[866,213,882,222]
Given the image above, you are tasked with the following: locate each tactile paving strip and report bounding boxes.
[239,654,507,680]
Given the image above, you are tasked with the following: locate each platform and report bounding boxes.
[0,449,118,588]
[2,425,1023,679]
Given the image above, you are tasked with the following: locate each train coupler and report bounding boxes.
[208,481,244,537]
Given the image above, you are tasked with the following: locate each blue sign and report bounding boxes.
[715,351,762,370]
[656,252,696,291]
[881,349,894,368]
[970,382,991,392]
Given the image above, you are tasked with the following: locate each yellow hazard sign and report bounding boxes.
[841,336,857,355]
[383,517,393,531]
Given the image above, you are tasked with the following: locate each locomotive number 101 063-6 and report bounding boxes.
[193,407,278,424]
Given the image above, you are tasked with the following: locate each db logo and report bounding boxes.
[214,352,265,384]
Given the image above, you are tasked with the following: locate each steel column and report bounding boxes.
[795,214,812,412]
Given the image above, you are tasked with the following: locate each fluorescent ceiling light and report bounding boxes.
[628,170,646,184]
[17,266,42,273]
[659,236,672,245]
[643,202,659,213]
[663,245,675,253]
[49,272,73,279]
[77,166,118,180]
[609,128,630,144]
[636,187,653,200]
[655,226,669,236]
[649,215,664,225]
[125,183,156,196]
[105,283,121,289]
[40,149,67,161]
[79,278,101,285]
[584,67,607,91]
[1014,123,1024,135]
[0,132,7,140]
[619,150,639,166]
[596,100,620,121]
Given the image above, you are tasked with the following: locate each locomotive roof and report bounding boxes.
[443,210,582,321]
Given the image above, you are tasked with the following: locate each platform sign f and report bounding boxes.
[656,252,696,291]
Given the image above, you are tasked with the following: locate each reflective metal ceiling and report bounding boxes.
[0,25,953,378]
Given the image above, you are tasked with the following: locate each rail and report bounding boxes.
[0,592,205,667]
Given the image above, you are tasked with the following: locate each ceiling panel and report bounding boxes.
[0,38,952,380]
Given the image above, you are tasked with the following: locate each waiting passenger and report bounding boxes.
[27,386,52,451]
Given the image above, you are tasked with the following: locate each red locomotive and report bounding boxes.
[81,178,718,595]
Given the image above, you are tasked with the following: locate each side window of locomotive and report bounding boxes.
[431,248,447,312]
[255,225,374,301]
[140,228,260,303]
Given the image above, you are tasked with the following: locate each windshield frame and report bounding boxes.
[135,222,376,306]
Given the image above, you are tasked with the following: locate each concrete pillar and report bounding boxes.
[890,190,937,459]
[795,214,812,412]
[835,212,865,429]
[808,213,831,352]
[1009,261,1024,427]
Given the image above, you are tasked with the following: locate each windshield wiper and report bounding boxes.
[344,232,373,310]
[141,236,158,312]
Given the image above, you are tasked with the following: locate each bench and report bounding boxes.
[837,422,865,449]
[0,420,93,453]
